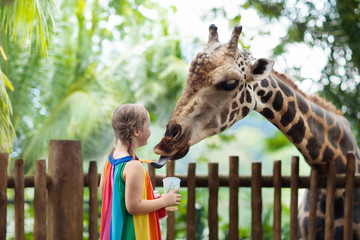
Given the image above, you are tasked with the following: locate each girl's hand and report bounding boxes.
[162,188,181,207]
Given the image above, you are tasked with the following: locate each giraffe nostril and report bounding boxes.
[165,124,182,139]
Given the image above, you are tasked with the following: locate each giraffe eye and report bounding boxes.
[217,79,239,91]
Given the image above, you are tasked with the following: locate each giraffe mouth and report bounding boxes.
[152,122,191,168]
[151,146,190,169]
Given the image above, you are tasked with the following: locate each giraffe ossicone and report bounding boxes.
[153,24,360,239]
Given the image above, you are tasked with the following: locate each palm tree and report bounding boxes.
[0,0,56,152]
[2,0,190,172]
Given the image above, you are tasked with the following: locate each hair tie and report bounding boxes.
[128,143,132,146]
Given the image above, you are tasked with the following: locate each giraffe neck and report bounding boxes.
[251,73,359,173]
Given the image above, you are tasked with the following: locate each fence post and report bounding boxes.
[47,140,83,240]
[166,160,175,240]
[325,159,336,239]
[308,164,319,240]
[344,152,355,239]
[88,161,98,240]
[251,162,262,240]
[15,159,25,240]
[0,153,8,240]
[229,156,239,240]
[273,160,281,240]
[208,162,219,240]
[187,162,196,239]
[34,160,47,240]
[290,156,299,240]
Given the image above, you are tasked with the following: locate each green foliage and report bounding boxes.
[1,0,189,172]
[208,0,360,145]
[243,0,360,145]
[264,131,292,152]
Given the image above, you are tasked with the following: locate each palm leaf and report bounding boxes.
[1,0,57,56]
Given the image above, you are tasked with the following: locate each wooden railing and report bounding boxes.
[0,140,358,239]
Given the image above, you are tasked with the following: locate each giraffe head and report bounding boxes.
[153,24,275,164]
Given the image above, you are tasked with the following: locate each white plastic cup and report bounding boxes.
[162,177,181,211]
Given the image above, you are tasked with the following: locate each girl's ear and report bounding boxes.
[133,128,140,137]
[249,58,275,82]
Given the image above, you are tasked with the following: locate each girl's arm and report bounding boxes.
[124,160,181,215]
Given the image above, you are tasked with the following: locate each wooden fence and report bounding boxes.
[0,140,358,239]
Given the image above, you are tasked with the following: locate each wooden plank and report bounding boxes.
[273,160,281,240]
[186,163,196,240]
[34,160,47,240]
[208,162,219,240]
[344,152,355,239]
[88,161,98,240]
[251,162,263,240]
[15,159,25,240]
[308,165,318,240]
[325,160,336,239]
[229,156,239,240]
[0,153,8,239]
[153,174,360,189]
[166,160,175,240]
[290,156,299,240]
[47,140,83,240]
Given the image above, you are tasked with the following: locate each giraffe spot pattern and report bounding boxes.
[306,137,322,159]
[339,130,353,157]
[335,227,344,239]
[335,156,346,173]
[242,106,250,117]
[232,101,238,109]
[301,216,325,239]
[257,90,265,96]
[306,117,325,159]
[229,109,239,122]
[220,125,227,132]
[278,80,294,97]
[353,189,360,224]
[311,104,324,118]
[286,117,305,144]
[273,91,283,111]
[319,192,326,213]
[326,112,334,126]
[328,123,341,149]
[260,108,274,119]
[261,91,273,103]
[335,195,344,219]
[321,147,334,162]
[220,108,229,124]
[260,79,269,88]
[296,93,309,114]
[280,101,296,127]
[240,91,245,104]
[253,83,259,90]
[246,90,252,103]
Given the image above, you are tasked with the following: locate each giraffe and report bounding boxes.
[152,24,360,239]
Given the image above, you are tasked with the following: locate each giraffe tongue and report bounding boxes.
[151,155,171,169]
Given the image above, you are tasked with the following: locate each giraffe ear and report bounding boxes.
[250,58,275,82]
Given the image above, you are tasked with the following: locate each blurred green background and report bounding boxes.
[1,0,359,239]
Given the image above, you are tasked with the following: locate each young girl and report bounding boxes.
[99,104,181,240]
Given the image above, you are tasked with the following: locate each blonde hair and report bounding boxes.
[111,103,149,157]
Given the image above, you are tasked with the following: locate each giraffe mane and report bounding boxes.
[271,70,343,116]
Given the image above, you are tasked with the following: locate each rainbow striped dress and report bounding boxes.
[100,155,162,240]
